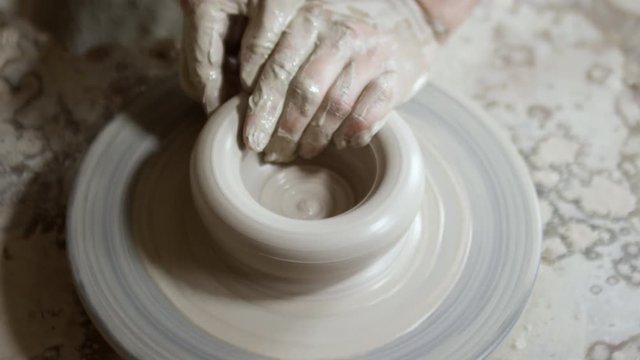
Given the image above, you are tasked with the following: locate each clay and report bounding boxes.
[191,94,426,281]
[67,81,540,359]
[138,94,471,358]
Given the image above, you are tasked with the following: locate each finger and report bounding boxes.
[243,5,321,152]
[296,61,365,159]
[297,62,359,159]
[297,44,389,159]
[181,0,249,14]
[180,2,230,114]
[333,72,399,149]
[263,22,364,163]
[240,0,302,90]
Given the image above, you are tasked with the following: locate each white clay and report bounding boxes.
[257,165,355,219]
[67,81,540,359]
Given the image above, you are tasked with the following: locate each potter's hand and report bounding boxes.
[243,1,439,162]
[180,0,304,113]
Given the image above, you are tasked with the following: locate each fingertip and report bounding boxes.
[243,106,269,151]
[333,133,348,150]
[239,39,260,90]
[348,127,377,148]
[264,149,297,163]
[298,120,332,159]
[244,124,270,152]
[263,134,297,163]
[239,0,301,91]
[333,72,397,148]
[333,114,388,149]
[298,140,323,159]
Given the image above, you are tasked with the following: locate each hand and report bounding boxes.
[242,1,439,162]
[179,0,304,114]
[180,0,440,162]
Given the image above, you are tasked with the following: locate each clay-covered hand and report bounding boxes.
[180,0,305,114]
[242,1,438,162]
[180,0,439,162]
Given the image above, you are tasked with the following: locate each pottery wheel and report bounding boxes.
[68,79,540,359]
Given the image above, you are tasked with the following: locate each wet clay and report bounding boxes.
[135,94,471,358]
[190,95,427,281]
[67,82,539,359]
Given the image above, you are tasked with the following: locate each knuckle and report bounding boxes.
[326,96,352,120]
[318,22,361,54]
[245,41,273,58]
[289,75,307,95]
[269,56,295,81]
[278,115,306,139]
[289,76,322,116]
[370,77,396,103]
[276,122,296,137]
[302,2,324,18]
[334,23,359,45]
[348,112,372,131]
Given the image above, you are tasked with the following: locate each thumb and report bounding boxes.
[180,0,248,113]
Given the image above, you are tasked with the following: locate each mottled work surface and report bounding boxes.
[0,0,638,359]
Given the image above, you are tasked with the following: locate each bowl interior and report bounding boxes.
[240,143,383,220]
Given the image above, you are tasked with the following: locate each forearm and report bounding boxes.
[416,0,479,39]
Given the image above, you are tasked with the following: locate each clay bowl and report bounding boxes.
[191,95,425,282]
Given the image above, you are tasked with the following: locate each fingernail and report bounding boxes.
[244,89,274,151]
[298,124,328,159]
[203,83,221,115]
[245,126,270,151]
[349,131,373,148]
[240,64,257,91]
